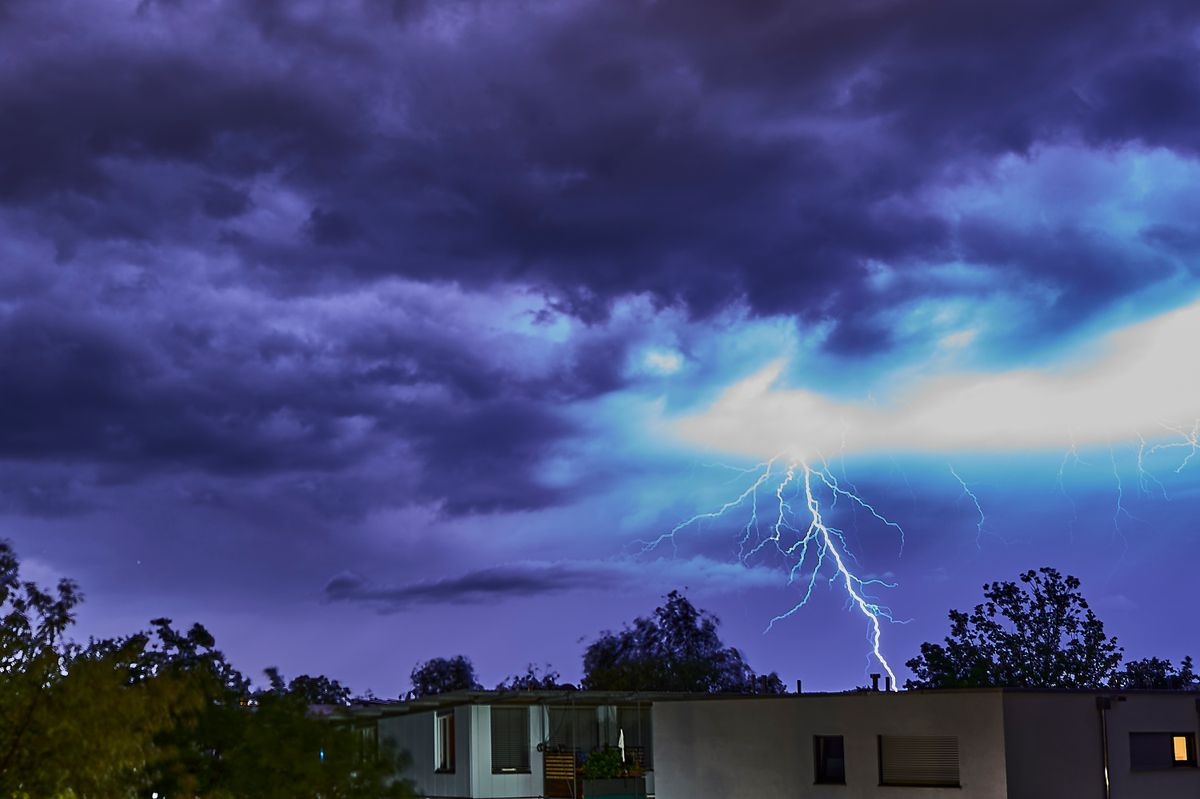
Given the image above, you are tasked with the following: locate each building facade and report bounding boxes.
[339,690,657,799]
[652,689,1200,799]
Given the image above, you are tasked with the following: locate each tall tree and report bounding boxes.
[0,540,413,798]
[409,655,483,697]
[906,567,1122,689]
[286,673,355,706]
[0,542,183,797]
[581,590,786,694]
[143,623,413,798]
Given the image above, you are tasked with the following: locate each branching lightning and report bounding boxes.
[1149,420,1200,474]
[948,465,986,547]
[1057,438,1086,541]
[640,455,907,690]
[639,421,1200,693]
[1135,433,1169,500]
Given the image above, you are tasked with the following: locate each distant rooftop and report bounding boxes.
[312,685,1200,719]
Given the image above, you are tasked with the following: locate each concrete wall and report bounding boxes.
[1003,692,1200,799]
[1105,694,1200,799]
[652,692,1009,799]
[379,706,473,799]
[1002,693,1104,799]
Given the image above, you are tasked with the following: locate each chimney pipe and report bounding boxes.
[885,676,892,692]
[796,679,802,694]
[870,673,881,691]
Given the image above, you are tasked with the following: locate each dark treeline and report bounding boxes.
[2,541,1194,797]
[408,590,788,698]
[0,541,412,799]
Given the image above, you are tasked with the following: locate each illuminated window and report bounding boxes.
[435,711,455,772]
[1130,733,1196,770]
[814,735,846,784]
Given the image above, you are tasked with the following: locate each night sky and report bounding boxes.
[3,0,1200,695]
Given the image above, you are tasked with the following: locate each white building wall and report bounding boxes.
[378,705,473,799]
[1108,693,1200,798]
[1001,693,1103,798]
[1004,692,1200,799]
[653,692,1009,799]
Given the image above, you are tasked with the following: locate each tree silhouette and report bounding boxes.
[906,567,1122,689]
[582,590,786,693]
[410,655,483,697]
[1116,656,1198,690]
[497,663,565,691]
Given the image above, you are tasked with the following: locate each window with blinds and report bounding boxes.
[547,707,600,754]
[878,735,960,787]
[491,707,531,774]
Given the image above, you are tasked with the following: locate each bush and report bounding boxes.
[580,747,625,780]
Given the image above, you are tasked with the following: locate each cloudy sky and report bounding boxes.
[3,0,1199,694]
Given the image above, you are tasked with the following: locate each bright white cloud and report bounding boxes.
[640,348,685,375]
[673,299,1200,459]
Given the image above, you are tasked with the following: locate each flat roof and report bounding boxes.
[315,686,1200,719]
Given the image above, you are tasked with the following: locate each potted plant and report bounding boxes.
[580,748,646,798]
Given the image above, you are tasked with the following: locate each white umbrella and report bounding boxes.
[618,728,625,765]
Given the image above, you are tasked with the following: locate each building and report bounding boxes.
[334,687,1200,799]
[654,688,1200,799]
[333,690,661,799]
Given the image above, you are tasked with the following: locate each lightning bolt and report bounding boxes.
[642,456,906,690]
[1135,433,1169,500]
[1108,444,1135,548]
[948,465,985,548]
[1057,440,1084,542]
[1149,419,1200,474]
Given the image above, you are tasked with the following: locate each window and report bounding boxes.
[435,711,455,772]
[618,705,653,769]
[1175,736,1193,764]
[548,706,600,754]
[814,735,846,784]
[491,707,531,774]
[1130,733,1197,771]
[878,736,960,787]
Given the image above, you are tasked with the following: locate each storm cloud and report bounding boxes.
[2,0,1198,516]
[3,0,1200,693]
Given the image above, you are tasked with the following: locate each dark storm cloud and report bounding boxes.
[0,301,608,516]
[321,555,781,610]
[2,0,1200,517]
[322,563,606,610]
[3,0,1198,325]
[0,308,362,475]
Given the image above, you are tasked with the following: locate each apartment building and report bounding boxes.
[334,690,658,799]
[653,688,1200,799]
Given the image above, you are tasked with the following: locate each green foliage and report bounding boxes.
[0,541,182,797]
[0,539,415,798]
[906,567,1123,689]
[580,747,625,780]
[581,590,786,694]
[409,655,482,697]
